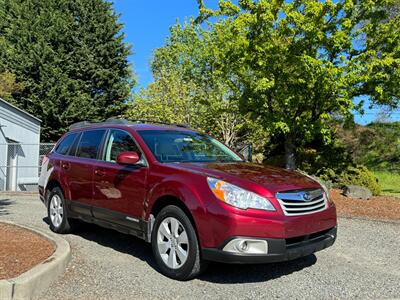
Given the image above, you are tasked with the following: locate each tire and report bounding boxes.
[151,205,207,280]
[47,187,76,234]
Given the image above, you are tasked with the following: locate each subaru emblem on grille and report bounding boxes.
[303,192,312,201]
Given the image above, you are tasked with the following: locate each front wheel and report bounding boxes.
[151,205,207,280]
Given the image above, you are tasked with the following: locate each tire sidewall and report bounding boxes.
[47,187,68,233]
[151,205,200,280]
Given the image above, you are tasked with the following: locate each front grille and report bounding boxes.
[275,188,327,216]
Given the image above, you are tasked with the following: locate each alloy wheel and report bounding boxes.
[157,217,189,269]
[49,194,63,227]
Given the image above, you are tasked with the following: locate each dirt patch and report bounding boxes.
[331,189,400,221]
[0,223,55,280]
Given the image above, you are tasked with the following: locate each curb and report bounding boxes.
[0,222,71,300]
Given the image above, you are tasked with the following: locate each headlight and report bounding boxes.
[321,183,334,205]
[207,177,275,211]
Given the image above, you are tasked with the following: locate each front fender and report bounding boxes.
[144,175,212,248]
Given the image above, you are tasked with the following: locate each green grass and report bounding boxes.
[374,171,400,198]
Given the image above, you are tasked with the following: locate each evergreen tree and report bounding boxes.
[0,0,134,141]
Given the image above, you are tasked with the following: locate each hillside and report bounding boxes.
[336,121,400,197]
[337,122,400,172]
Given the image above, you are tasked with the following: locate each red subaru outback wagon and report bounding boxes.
[39,119,337,280]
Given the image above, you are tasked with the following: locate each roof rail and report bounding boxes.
[69,121,92,130]
[125,118,190,128]
[104,118,130,124]
[68,118,190,130]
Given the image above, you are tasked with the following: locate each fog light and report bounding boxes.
[223,238,268,254]
[237,241,248,252]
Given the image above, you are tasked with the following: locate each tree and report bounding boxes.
[337,121,400,171]
[127,70,200,125]
[0,0,134,141]
[127,21,250,148]
[197,0,400,169]
[387,0,400,18]
[0,71,22,101]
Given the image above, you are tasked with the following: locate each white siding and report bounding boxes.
[0,133,6,190]
[0,98,41,191]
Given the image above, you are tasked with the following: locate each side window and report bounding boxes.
[68,132,82,156]
[55,133,78,156]
[104,129,141,163]
[76,130,106,159]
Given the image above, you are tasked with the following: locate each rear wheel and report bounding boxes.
[151,205,207,280]
[47,187,76,233]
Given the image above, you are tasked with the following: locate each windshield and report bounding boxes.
[138,130,243,163]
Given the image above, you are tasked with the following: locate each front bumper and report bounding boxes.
[202,226,336,264]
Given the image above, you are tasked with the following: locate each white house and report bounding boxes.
[0,97,41,191]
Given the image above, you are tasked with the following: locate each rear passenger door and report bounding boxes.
[92,129,148,226]
[67,129,106,216]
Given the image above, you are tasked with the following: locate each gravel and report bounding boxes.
[1,194,399,299]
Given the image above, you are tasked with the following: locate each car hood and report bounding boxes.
[172,162,321,194]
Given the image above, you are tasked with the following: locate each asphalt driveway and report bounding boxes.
[1,194,399,299]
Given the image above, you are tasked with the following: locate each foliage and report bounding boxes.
[337,121,400,172]
[127,21,253,148]
[374,171,400,198]
[318,165,381,195]
[263,127,353,170]
[0,0,134,141]
[387,0,400,20]
[0,71,22,101]
[127,70,202,125]
[197,0,400,169]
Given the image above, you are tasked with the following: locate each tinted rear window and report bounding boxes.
[76,130,106,159]
[55,133,78,155]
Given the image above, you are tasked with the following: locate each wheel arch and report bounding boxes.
[151,195,198,235]
[45,180,64,206]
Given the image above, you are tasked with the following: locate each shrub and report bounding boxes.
[261,130,381,195]
[317,165,381,196]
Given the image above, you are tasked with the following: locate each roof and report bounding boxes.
[5,137,19,143]
[68,119,194,132]
[67,122,196,134]
[0,97,41,122]
[69,123,195,132]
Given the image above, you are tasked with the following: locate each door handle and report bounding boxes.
[61,162,70,170]
[94,169,106,176]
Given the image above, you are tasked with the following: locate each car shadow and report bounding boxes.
[198,255,317,283]
[42,217,157,268]
[42,217,317,283]
[0,198,14,217]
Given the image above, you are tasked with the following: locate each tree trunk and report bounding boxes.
[284,135,296,170]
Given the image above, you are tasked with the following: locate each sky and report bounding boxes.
[112,1,210,88]
[112,1,399,125]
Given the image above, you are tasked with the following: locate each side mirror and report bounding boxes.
[116,151,140,165]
